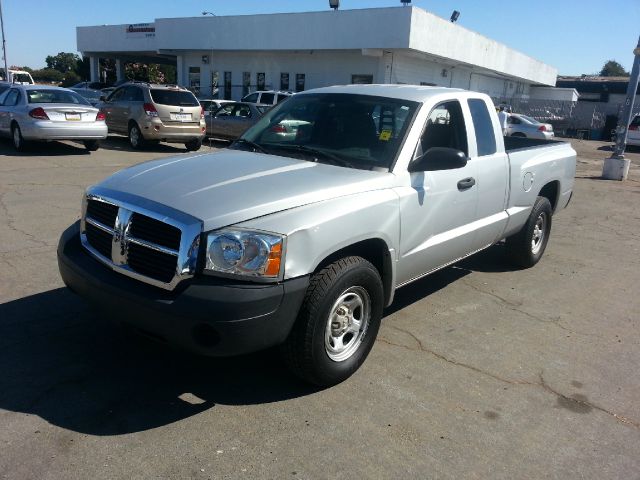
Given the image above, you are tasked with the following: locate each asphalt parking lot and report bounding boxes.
[1,136,639,479]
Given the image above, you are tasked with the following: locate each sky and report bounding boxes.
[2,0,639,76]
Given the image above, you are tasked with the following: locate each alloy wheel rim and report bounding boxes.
[130,127,139,147]
[324,286,371,362]
[531,212,547,255]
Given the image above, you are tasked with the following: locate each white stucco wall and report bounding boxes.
[407,8,556,86]
[530,87,580,102]
[181,50,383,100]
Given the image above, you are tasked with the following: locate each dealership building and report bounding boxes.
[76,6,557,100]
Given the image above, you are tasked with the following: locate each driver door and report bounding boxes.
[396,100,479,285]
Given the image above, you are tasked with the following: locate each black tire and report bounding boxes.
[281,256,384,387]
[185,139,202,151]
[128,123,145,150]
[11,123,26,152]
[506,196,552,268]
[84,140,100,151]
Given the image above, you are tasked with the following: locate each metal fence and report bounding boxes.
[492,97,640,140]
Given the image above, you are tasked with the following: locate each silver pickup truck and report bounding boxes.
[58,85,576,386]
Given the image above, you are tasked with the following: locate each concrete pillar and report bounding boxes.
[89,56,100,83]
[115,59,124,82]
[176,55,185,87]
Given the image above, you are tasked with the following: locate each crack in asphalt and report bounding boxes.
[0,192,50,248]
[378,325,639,430]
[460,279,603,338]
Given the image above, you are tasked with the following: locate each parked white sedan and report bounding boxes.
[0,85,108,151]
[506,113,554,140]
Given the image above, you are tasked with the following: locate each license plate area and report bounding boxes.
[170,113,192,122]
[65,113,81,121]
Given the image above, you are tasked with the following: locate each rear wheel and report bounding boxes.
[185,139,202,151]
[83,140,100,151]
[506,196,552,268]
[281,256,384,386]
[12,124,25,152]
[128,123,145,149]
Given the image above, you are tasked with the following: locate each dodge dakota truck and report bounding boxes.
[58,85,576,386]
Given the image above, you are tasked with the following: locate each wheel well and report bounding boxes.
[128,120,138,131]
[10,120,18,130]
[538,181,559,212]
[315,238,393,306]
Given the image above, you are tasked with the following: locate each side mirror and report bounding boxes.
[409,147,468,172]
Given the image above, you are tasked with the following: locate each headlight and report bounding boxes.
[205,229,284,279]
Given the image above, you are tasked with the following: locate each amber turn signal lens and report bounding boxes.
[264,241,283,277]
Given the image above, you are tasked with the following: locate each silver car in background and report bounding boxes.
[0,85,107,151]
[206,102,266,140]
[506,113,554,140]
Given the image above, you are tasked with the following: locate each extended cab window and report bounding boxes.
[243,93,259,103]
[467,98,497,156]
[414,100,468,161]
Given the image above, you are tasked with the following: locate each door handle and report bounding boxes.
[457,177,476,191]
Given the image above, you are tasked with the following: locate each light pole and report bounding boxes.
[602,35,640,180]
[0,0,8,81]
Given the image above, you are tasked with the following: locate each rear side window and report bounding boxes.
[150,89,199,107]
[123,86,144,102]
[2,89,19,106]
[243,93,259,103]
[260,93,275,105]
[467,99,497,156]
[277,94,289,103]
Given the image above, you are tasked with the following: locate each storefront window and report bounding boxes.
[224,71,232,100]
[243,72,251,97]
[211,71,219,98]
[280,73,289,91]
[295,73,305,92]
[257,72,265,91]
[188,67,200,95]
[351,74,373,84]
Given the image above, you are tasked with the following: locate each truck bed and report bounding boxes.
[503,136,567,153]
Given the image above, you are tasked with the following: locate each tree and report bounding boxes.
[45,52,81,73]
[31,68,64,83]
[599,60,629,77]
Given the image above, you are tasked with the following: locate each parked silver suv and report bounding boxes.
[101,82,205,150]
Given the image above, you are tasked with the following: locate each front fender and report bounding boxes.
[235,188,400,285]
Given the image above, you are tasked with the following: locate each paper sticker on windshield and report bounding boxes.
[379,129,392,141]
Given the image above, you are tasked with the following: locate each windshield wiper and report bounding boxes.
[271,144,354,168]
[231,138,269,154]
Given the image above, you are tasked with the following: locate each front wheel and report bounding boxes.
[506,196,552,268]
[281,256,384,387]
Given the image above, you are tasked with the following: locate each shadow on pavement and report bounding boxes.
[98,136,189,154]
[0,246,515,436]
[0,138,90,156]
[0,288,318,436]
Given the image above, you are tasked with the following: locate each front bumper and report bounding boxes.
[57,222,309,356]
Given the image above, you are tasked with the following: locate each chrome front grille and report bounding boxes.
[80,190,202,290]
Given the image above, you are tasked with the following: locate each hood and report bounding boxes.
[98,150,393,230]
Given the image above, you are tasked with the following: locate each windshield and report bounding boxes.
[26,89,91,105]
[237,93,419,170]
[13,73,32,83]
[150,89,199,106]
